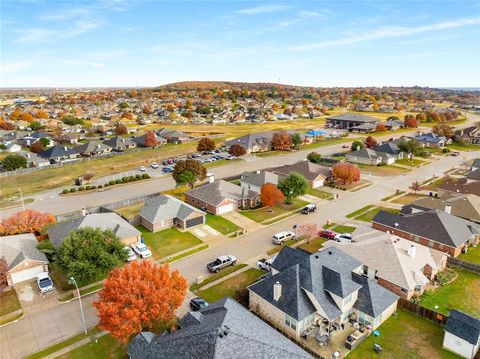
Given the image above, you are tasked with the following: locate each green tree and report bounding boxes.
[307,152,322,164]
[118,102,129,109]
[351,140,365,151]
[290,133,302,148]
[277,172,308,204]
[30,121,43,131]
[62,116,84,126]
[172,159,207,188]
[57,228,127,283]
[39,137,50,147]
[398,139,422,156]
[37,240,56,262]
[177,170,196,187]
[2,154,27,171]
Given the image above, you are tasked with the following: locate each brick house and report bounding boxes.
[372,209,480,257]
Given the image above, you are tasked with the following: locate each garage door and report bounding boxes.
[185,216,204,228]
[10,265,45,284]
[217,203,234,215]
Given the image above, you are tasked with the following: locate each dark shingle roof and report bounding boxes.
[445,310,480,345]
[372,209,480,248]
[374,142,402,156]
[102,136,135,149]
[326,113,379,123]
[240,171,279,188]
[186,180,257,206]
[271,161,331,181]
[352,273,399,317]
[39,144,75,159]
[128,297,312,359]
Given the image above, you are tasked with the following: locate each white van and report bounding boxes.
[272,231,296,245]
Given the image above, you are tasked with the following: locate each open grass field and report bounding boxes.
[348,309,459,359]
[458,246,480,265]
[197,268,264,303]
[0,289,21,317]
[206,214,241,235]
[240,198,308,223]
[419,269,480,317]
[138,225,203,260]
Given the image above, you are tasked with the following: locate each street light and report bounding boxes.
[69,276,87,335]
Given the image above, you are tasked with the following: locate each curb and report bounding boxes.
[0,310,25,328]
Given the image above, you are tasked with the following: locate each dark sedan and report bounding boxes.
[190,297,209,311]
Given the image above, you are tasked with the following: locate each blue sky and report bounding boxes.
[1,0,479,88]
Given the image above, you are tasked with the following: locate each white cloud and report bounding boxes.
[236,4,290,15]
[0,60,36,73]
[290,17,480,51]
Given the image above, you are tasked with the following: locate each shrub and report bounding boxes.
[70,188,77,193]
[98,184,103,188]
[377,162,387,167]
[104,183,109,187]
[91,185,97,189]
[442,148,451,153]
[142,173,150,179]
[85,186,91,190]
[122,177,129,183]
[129,176,135,181]
[115,179,122,184]
[63,189,69,194]
[109,180,116,185]
[135,174,142,180]
[78,186,85,191]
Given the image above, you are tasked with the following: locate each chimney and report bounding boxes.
[273,282,282,301]
[407,244,416,258]
[445,204,451,214]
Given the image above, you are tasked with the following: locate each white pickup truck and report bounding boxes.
[257,256,276,271]
[207,255,237,273]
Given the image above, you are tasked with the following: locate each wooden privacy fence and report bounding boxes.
[398,298,448,325]
[447,257,480,275]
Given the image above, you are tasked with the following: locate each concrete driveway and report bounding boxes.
[14,281,59,315]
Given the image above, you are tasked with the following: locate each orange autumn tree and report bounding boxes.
[144,131,158,147]
[260,183,284,212]
[332,163,361,185]
[94,261,187,343]
[0,209,56,235]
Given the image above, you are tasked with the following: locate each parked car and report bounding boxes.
[162,166,174,173]
[450,152,460,157]
[167,159,174,164]
[207,255,237,273]
[162,159,169,165]
[342,145,349,149]
[320,229,337,240]
[192,153,202,158]
[151,162,159,169]
[334,233,353,243]
[131,242,152,258]
[190,297,209,311]
[272,231,296,245]
[257,256,276,271]
[302,203,317,214]
[139,166,146,172]
[36,272,54,294]
[225,155,236,160]
[124,246,137,262]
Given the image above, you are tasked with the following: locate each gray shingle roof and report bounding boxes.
[140,195,204,223]
[372,209,480,248]
[326,113,379,123]
[352,273,399,318]
[72,141,111,154]
[39,144,75,159]
[271,161,331,181]
[102,136,135,150]
[347,148,393,161]
[186,180,257,206]
[128,297,312,359]
[374,142,402,156]
[225,130,295,151]
[240,171,279,188]
[0,233,48,270]
[445,310,480,345]
[249,246,395,323]
[47,213,141,247]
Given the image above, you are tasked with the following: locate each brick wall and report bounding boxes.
[377,277,413,299]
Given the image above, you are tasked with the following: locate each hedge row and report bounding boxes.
[62,173,150,194]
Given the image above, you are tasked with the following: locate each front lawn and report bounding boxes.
[354,163,409,176]
[355,207,400,222]
[57,334,126,359]
[458,246,480,265]
[0,289,21,317]
[419,268,480,317]
[391,193,429,205]
[298,238,327,253]
[346,205,375,219]
[240,198,308,223]
[206,214,241,235]
[138,226,203,260]
[197,268,264,303]
[396,158,427,167]
[306,187,334,200]
[331,224,356,233]
[190,263,248,291]
[349,309,459,359]
[447,142,480,151]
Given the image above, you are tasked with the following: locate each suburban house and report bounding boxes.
[73,141,112,157]
[39,145,78,163]
[47,212,142,247]
[132,133,167,148]
[139,195,205,232]
[248,246,399,340]
[383,119,404,130]
[156,128,191,143]
[53,133,79,145]
[326,114,379,130]
[323,227,447,299]
[225,130,294,154]
[372,208,480,257]
[404,193,480,223]
[349,123,377,133]
[239,170,279,194]
[458,126,480,145]
[412,132,451,148]
[21,152,51,168]
[128,297,312,359]
[5,143,21,152]
[102,136,136,151]
[373,142,405,160]
[466,168,480,181]
[438,177,480,197]
[271,161,332,188]
[346,148,396,165]
[0,233,49,285]
[185,180,259,214]
[443,310,480,359]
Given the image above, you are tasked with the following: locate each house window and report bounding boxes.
[362,265,368,276]
[358,312,371,326]
[413,236,420,243]
[414,285,423,292]
[285,315,297,330]
[401,287,408,293]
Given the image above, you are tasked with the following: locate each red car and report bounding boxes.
[320,229,337,240]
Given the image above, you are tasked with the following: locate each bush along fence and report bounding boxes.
[397,298,448,325]
[61,173,150,194]
[447,257,480,275]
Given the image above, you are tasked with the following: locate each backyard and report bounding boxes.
[240,198,308,224]
[349,310,459,359]
[419,268,480,317]
[206,214,241,235]
[138,225,203,260]
[458,246,480,265]
[115,202,144,220]
[197,268,264,303]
